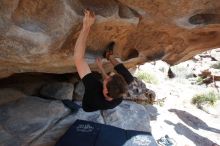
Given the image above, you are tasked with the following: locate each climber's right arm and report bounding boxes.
[73,10,95,79]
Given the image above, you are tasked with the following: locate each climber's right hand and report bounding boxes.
[83,9,95,29]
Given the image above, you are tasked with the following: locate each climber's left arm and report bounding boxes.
[96,57,109,78]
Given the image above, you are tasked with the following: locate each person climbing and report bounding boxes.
[73,9,134,112]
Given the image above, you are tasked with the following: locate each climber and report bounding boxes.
[73,9,134,112]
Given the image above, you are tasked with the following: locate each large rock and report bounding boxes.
[0,88,25,106]
[0,96,69,146]
[73,81,85,101]
[40,82,74,100]
[32,106,159,146]
[32,101,152,146]
[124,77,156,104]
[0,95,154,145]
[31,109,103,146]
[102,101,151,132]
[0,0,220,78]
[0,73,59,95]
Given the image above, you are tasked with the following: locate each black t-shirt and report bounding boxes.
[82,63,134,112]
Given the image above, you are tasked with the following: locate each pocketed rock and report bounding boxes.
[0,96,69,146]
[40,82,74,100]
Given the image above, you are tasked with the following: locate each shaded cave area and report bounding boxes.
[0,73,79,98]
[67,0,118,17]
[189,13,220,25]
[123,49,139,61]
[0,70,104,105]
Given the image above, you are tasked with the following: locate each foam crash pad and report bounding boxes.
[56,120,157,146]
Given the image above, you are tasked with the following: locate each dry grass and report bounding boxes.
[135,71,159,84]
[192,91,220,107]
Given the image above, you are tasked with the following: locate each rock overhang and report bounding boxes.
[0,0,220,78]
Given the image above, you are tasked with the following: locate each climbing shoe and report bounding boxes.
[157,135,176,146]
[103,41,115,60]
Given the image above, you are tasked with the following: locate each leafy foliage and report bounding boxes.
[196,76,204,84]
[135,71,159,84]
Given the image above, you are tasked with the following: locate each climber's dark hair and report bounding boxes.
[106,74,128,99]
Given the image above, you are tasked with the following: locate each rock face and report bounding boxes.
[0,97,152,146]
[0,0,220,78]
[0,73,155,146]
[0,96,69,146]
[32,101,153,146]
[102,101,151,132]
[40,82,74,100]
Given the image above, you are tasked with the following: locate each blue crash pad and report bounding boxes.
[55,120,157,146]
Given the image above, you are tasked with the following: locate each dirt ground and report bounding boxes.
[134,49,220,146]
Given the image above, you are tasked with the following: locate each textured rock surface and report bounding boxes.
[0,88,25,105]
[0,73,154,146]
[30,101,152,146]
[0,96,69,146]
[125,77,156,104]
[102,101,151,132]
[0,48,219,146]
[40,82,74,100]
[0,0,220,78]
[31,109,104,146]
[73,80,85,101]
[0,96,152,146]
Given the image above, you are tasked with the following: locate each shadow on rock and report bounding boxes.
[165,120,217,146]
[169,109,220,134]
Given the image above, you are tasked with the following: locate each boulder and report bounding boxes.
[102,101,151,132]
[124,77,156,104]
[145,105,159,121]
[40,82,74,100]
[0,73,57,96]
[73,81,85,101]
[0,0,220,78]
[31,109,103,146]
[0,94,154,145]
[0,96,69,146]
[0,88,25,106]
